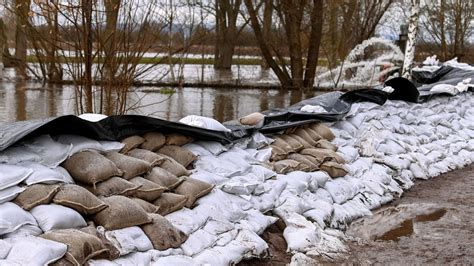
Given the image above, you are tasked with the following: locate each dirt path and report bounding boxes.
[240,164,474,265]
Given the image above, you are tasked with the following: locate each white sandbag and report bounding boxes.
[79,113,108,122]
[283,213,320,252]
[30,204,87,232]
[193,141,228,155]
[214,229,238,247]
[301,105,327,113]
[247,132,273,149]
[303,200,333,228]
[0,202,37,235]
[274,190,313,218]
[237,209,278,234]
[346,157,373,178]
[308,171,330,191]
[101,226,153,256]
[148,248,184,260]
[218,149,254,170]
[324,178,359,205]
[0,186,24,204]
[165,208,209,235]
[192,240,249,265]
[0,164,32,190]
[312,188,334,204]
[181,229,218,256]
[220,174,261,195]
[337,146,360,163]
[235,229,269,259]
[179,115,231,132]
[5,236,67,265]
[249,179,287,213]
[152,255,198,265]
[245,148,272,162]
[290,253,318,266]
[22,163,73,185]
[0,240,11,259]
[202,219,235,236]
[0,146,42,167]
[195,190,252,223]
[190,170,227,186]
[2,224,43,238]
[113,251,152,265]
[182,143,213,157]
[276,171,311,195]
[99,140,125,152]
[250,165,276,180]
[430,84,458,95]
[21,135,72,168]
[55,134,104,155]
[194,156,244,178]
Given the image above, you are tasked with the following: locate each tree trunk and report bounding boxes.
[83,0,93,113]
[214,0,241,70]
[14,0,30,78]
[402,0,420,79]
[303,0,324,89]
[261,0,273,69]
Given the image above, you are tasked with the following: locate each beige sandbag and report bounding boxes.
[126,148,166,167]
[153,193,188,215]
[320,161,348,178]
[129,176,166,201]
[315,139,338,151]
[239,112,265,126]
[270,145,287,162]
[309,123,335,141]
[85,177,141,197]
[300,148,345,164]
[279,135,304,152]
[290,134,313,149]
[173,178,214,208]
[105,152,152,180]
[272,137,294,154]
[93,196,152,230]
[273,159,309,174]
[158,145,197,168]
[301,154,323,166]
[165,133,193,146]
[287,153,319,171]
[13,184,61,211]
[79,222,120,261]
[41,229,108,265]
[141,214,188,251]
[284,127,297,135]
[140,132,166,151]
[62,150,122,186]
[294,128,318,146]
[53,184,108,215]
[130,197,161,213]
[158,154,191,177]
[144,167,185,190]
[120,135,145,154]
[303,127,323,142]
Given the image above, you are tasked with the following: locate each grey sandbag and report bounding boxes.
[173,177,214,208]
[129,176,166,201]
[85,177,141,197]
[41,229,108,265]
[126,148,166,167]
[158,154,191,177]
[62,150,122,186]
[287,153,319,171]
[140,132,166,151]
[141,213,188,251]
[13,184,61,211]
[320,161,348,178]
[93,195,152,230]
[120,135,145,154]
[315,139,338,151]
[130,197,161,213]
[165,133,193,146]
[309,123,335,141]
[279,135,304,152]
[153,192,188,215]
[158,145,197,168]
[144,167,185,190]
[105,152,152,180]
[300,148,345,164]
[53,184,108,215]
[270,145,287,162]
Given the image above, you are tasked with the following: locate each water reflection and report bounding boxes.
[0,82,322,123]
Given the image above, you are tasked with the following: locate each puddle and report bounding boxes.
[414,208,447,222]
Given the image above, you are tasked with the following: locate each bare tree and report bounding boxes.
[14,0,30,77]
[214,0,242,69]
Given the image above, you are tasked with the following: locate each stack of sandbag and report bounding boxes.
[266,123,348,178]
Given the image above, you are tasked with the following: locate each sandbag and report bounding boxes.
[93,196,152,230]
[104,152,151,180]
[129,177,166,201]
[153,193,188,215]
[5,236,67,265]
[303,127,323,142]
[294,128,318,146]
[287,153,319,171]
[0,164,32,190]
[41,229,108,265]
[0,239,11,259]
[31,204,87,232]
[144,167,185,190]
[13,184,61,211]
[279,135,304,152]
[130,197,160,213]
[55,134,103,155]
[270,145,287,162]
[22,163,73,185]
[126,148,166,167]
[309,123,335,141]
[320,161,348,178]
[273,159,308,174]
[85,177,141,197]
[0,186,24,204]
[158,145,197,168]
[159,154,191,177]
[300,154,323,167]
[289,135,313,149]
[139,132,166,152]
[53,184,108,215]
[300,148,345,164]
[102,226,153,256]
[120,135,145,153]
[141,214,188,251]
[62,150,122,186]
[179,115,231,132]
[173,178,214,208]
[239,112,265,126]
[2,224,43,238]
[272,137,294,154]
[0,202,38,235]
[314,139,338,152]
[165,133,193,146]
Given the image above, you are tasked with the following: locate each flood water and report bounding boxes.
[0,81,321,123]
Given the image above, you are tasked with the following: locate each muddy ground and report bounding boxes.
[240,163,474,265]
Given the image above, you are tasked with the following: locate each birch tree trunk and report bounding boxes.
[402,0,420,79]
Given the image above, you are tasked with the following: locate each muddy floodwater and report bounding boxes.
[0,81,321,123]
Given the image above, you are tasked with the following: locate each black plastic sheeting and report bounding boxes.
[0,66,472,151]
